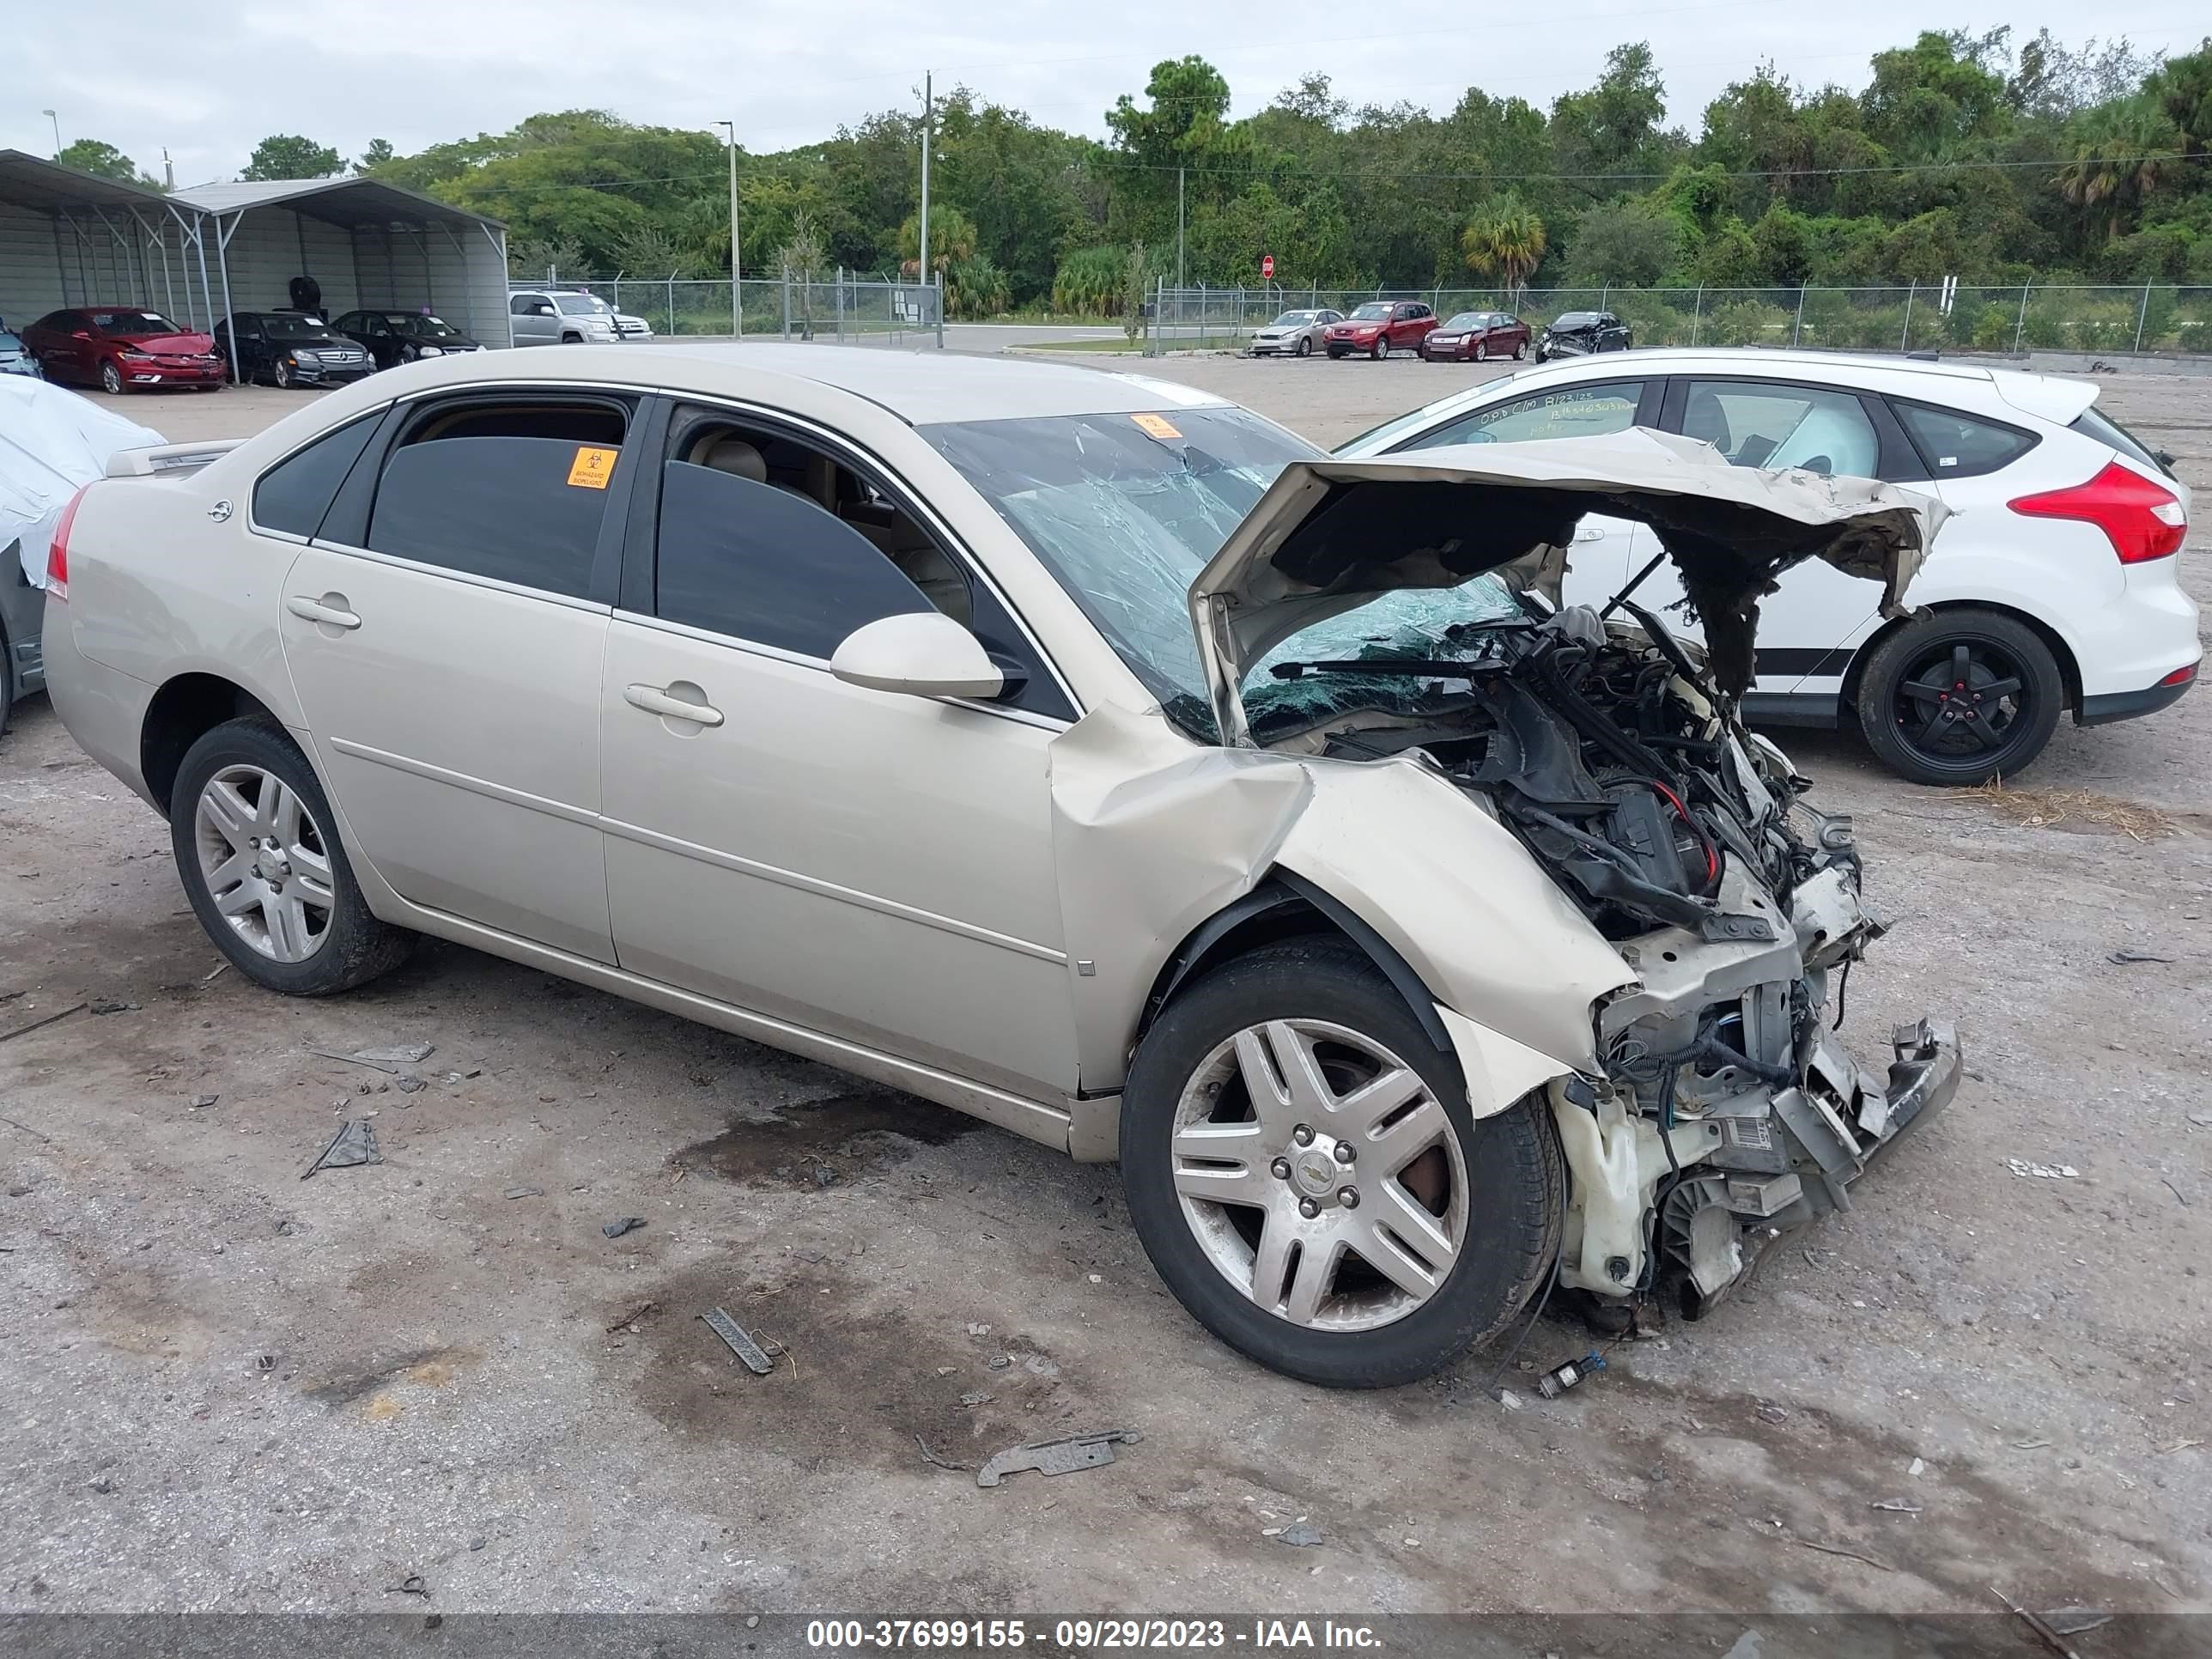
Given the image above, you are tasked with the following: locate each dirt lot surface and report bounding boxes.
[3,355,2209,1623]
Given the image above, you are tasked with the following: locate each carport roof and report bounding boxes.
[173,177,505,233]
[0,149,171,214]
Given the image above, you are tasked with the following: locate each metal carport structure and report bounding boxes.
[0,150,223,344]
[171,178,511,368]
[1,155,510,384]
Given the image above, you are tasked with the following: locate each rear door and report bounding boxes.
[277,388,641,961]
[1656,376,1927,703]
[1388,374,1665,603]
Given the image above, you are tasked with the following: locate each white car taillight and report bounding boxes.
[2008,461,2186,566]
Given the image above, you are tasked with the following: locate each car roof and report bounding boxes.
[1400,346,2095,426]
[321,341,1238,424]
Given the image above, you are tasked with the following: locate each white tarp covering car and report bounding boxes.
[1,374,164,587]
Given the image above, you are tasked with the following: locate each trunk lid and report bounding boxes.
[1188,428,1944,744]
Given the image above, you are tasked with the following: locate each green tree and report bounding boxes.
[241,135,344,180]
[897,204,979,276]
[1461,198,1547,294]
[1565,200,1679,284]
[2056,96,2179,243]
[356,139,396,174]
[56,139,155,185]
[1550,44,1674,187]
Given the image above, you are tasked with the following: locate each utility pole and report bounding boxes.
[162,149,173,190]
[715,120,742,339]
[919,73,933,314]
[1176,166,1186,289]
[42,109,60,157]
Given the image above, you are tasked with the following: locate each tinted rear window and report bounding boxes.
[1891,401,2038,477]
[2071,405,2171,477]
[253,414,380,538]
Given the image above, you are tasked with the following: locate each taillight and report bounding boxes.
[47,484,88,602]
[2009,460,2186,565]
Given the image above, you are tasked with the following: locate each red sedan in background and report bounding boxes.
[1418,310,1531,362]
[22,307,226,394]
[1323,300,1439,359]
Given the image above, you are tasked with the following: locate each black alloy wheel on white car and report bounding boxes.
[1855,606,2064,786]
[171,720,412,995]
[1121,938,1562,1388]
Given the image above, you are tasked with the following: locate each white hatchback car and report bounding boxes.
[1340,349,2200,783]
[42,348,1957,1386]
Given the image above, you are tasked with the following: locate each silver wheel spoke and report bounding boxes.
[200,779,257,849]
[204,850,254,897]
[1170,1121,1267,1207]
[1358,1186,1459,1297]
[266,781,303,845]
[265,893,312,960]
[194,764,333,965]
[1330,1064,1427,1137]
[215,879,263,917]
[1361,1097,1451,1181]
[1282,1231,1341,1325]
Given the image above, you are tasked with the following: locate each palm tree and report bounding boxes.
[1461,198,1547,299]
[2056,97,2179,244]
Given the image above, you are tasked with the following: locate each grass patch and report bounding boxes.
[1952,780,2176,841]
[1012,337,1146,355]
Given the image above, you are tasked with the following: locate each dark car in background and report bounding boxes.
[1323,300,1439,359]
[331,309,483,369]
[0,325,39,378]
[21,307,225,393]
[212,313,374,390]
[1536,310,1632,360]
[1419,310,1530,362]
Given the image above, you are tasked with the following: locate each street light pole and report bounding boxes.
[715,119,741,339]
[919,73,933,307]
[43,110,61,157]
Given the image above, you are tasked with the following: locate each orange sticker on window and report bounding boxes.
[566,445,618,489]
[1130,412,1182,441]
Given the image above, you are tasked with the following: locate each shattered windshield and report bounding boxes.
[922,409,1527,740]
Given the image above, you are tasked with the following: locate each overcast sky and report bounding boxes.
[14,0,2210,185]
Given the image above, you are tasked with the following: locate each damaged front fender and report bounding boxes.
[1049,702,1636,1153]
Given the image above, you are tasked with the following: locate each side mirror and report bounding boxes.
[831,611,1006,702]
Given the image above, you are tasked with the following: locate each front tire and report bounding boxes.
[1121,938,1561,1388]
[272,357,293,389]
[170,720,411,994]
[1855,607,2064,786]
[1513,341,1527,360]
[1370,336,1387,361]
[1295,336,1311,357]
[98,361,125,395]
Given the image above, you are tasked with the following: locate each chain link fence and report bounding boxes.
[1144,282,2212,356]
[512,268,944,345]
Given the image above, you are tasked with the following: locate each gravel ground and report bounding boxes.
[2,355,2208,1621]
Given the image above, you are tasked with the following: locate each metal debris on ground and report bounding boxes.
[915,1434,969,1473]
[1990,1586,2086,1659]
[701,1307,775,1374]
[1276,1522,1324,1547]
[309,1048,398,1074]
[393,1074,428,1095]
[1787,1536,1895,1573]
[1756,1402,1790,1423]
[605,1300,658,1334]
[88,999,139,1015]
[958,1389,992,1408]
[1869,1501,1923,1514]
[355,1043,435,1066]
[502,1185,544,1200]
[301,1120,381,1179]
[1534,1351,1607,1399]
[201,963,229,983]
[1,1002,88,1044]
[2039,1609,2112,1638]
[1497,1389,1525,1412]
[190,1095,219,1109]
[386,1575,428,1599]
[976,1428,1141,1488]
[602,1217,645,1238]
[2108,949,2175,964]
[2006,1159,2081,1180]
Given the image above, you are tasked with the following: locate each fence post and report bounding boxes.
[666,275,674,337]
[2014,283,2031,354]
[1601,284,1608,312]
[781,273,790,340]
[836,268,845,341]
[1691,284,1704,346]
[1900,280,1917,352]
[1792,285,1806,348]
[2134,281,2153,354]
[935,270,945,349]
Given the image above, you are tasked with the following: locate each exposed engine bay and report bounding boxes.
[1267,599,1959,1319]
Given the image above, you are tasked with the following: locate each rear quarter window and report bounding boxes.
[252,413,381,538]
[1891,400,2039,478]
[2070,405,2171,477]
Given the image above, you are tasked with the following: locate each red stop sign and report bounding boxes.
[1261,254,1275,279]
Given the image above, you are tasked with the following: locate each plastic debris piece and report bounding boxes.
[502,1185,544,1200]
[2006,1159,2080,1180]
[190,1095,219,1109]
[1535,1351,1607,1398]
[976,1428,1140,1487]
[394,1074,428,1095]
[1278,1522,1324,1547]
[701,1307,774,1374]
[602,1216,645,1238]
[301,1120,380,1179]
[915,1434,969,1473]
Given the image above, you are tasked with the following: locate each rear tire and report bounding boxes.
[1121,937,1560,1388]
[170,719,412,995]
[1855,607,2064,786]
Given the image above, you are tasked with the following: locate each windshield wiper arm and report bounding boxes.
[1599,549,1668,620]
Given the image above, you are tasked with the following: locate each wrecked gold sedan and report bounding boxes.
[46,348,1957,1385]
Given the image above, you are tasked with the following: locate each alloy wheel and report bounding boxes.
[274,358,292,388]
[100,362,123,394]
[1170,1018,1468,1333]
[1891,636,2033,767]
[194,764,336,962]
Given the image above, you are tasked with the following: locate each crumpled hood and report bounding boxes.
[1188,428,1946,743]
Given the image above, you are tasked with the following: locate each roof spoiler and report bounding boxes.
[105,440,243,479]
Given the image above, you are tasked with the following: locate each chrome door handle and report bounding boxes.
[286,594,361,629]
[625,683,724,727]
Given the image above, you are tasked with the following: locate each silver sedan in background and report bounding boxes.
[1248,308,1343,357]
